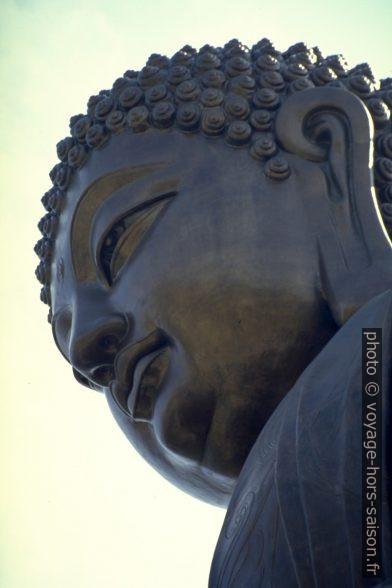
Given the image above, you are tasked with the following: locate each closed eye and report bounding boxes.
[99,192,176,284]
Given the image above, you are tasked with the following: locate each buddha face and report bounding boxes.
[51,128,338,505]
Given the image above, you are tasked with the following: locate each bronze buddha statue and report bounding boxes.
[35,38,392,585]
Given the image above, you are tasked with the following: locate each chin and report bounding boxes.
[105,383,238,506]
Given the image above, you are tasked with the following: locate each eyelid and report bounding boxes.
[99,192,176,285]
[51,306,72,363]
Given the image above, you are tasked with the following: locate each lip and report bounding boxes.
[110,329,169,421]
[128,349,169,421]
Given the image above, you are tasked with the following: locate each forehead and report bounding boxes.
[50,129,253,308]
[50,127,304,315]
[54,126,256,231]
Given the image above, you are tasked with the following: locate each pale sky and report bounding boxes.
[1,1,391,587]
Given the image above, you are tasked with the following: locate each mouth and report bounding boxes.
[110,330,169,422]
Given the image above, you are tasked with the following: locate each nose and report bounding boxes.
[69,312,130,389]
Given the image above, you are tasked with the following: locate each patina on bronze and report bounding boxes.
[35,39,392,584]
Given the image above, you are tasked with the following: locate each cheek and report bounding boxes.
[153,371,216,462]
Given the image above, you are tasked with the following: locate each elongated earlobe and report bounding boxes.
[276,87,392,324]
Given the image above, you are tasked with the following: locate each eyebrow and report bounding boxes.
[71,163,166,282]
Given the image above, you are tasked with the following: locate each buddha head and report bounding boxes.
[35,39,392,506]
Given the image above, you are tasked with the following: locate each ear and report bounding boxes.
[275,87,392,325]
